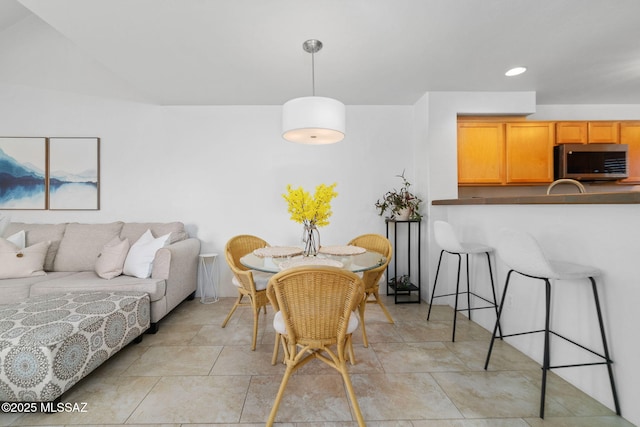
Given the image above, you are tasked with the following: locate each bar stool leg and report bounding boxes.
[430,248,502,343]
[452,253,462,342]
[590,277,621,416]
[540,279,552,419]
[427,250,445,321]
[485,270,512,369]
[485,252,503,339]
[465,254,472,321]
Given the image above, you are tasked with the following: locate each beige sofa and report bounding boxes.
[0,221,200,332]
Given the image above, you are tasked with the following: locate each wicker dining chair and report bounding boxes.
[266,266,365,427]
[222,234,272,350]
[270,273,359,367]
[348,233,394,347]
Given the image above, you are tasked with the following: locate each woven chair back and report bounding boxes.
[267,266,364,346]
[225,234,270,292]
[225,234,269,272]
[348,233,392,258]
[347,234,392,291]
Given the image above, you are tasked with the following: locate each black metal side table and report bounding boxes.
[385,219,421,303]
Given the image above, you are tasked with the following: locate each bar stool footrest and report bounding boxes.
[501,329,613,365]
[455,304,499,313]
[432,291,498,306]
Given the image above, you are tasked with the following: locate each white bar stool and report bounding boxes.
[427,220,501,342]
[484,228,620,418]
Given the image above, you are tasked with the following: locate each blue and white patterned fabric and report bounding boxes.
[0,291,150,402]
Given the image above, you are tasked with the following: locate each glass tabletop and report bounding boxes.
[240,250,386,274]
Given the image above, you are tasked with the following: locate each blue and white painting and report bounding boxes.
[48,137,99,210]
[0,138,47,209]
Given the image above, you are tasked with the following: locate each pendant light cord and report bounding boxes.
[311,51,316,96]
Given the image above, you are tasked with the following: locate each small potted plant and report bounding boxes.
[375,171,422,220]
[389,274,412,290]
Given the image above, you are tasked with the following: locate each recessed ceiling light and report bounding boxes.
[505,66,527,77]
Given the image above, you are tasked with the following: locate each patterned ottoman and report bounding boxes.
[0,291,150,402]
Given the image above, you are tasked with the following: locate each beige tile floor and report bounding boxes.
[1,295,634,427]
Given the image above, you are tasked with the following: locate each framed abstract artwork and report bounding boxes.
[48,137,100,210]
[0,137,48,210]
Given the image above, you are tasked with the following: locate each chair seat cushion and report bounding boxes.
[273,310,359,335]
[548,260,601,280]
[231,270,271,291]
[458,242,493,255]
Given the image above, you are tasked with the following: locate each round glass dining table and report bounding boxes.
[240,249,386,274]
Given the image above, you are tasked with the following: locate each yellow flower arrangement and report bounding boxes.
[282,183,338,227]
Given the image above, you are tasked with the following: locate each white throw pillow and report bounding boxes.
[0,239,50,279]
[95,236,130,279]
[123,229,170,279]
[6,230,25,249]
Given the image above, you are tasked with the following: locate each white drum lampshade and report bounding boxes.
[282,96,345,144]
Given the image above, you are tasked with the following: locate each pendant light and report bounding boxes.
[282,39,345,144]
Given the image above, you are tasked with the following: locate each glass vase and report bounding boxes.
[302,224,320,257]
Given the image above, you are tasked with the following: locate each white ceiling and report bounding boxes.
[2,0,640,106]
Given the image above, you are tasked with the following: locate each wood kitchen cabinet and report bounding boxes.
[588,121,619,143]
[506,122,554,183]
[458,119,636,185]
[457,121,553,185]
[556,122,588,143]
[457,122,504,184]
[556,121,620,144]
[620,121,640,183]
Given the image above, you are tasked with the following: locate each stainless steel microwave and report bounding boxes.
[554,143,628,181]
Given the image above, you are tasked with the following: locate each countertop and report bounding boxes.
[432,191,640,205]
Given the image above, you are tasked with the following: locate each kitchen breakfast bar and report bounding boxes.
[430,191,640,419]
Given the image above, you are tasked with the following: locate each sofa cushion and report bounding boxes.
[120,222,188,246]
[0,272,76,306]
[0,279,32,306]
[123,230,170,279]
[29,271,167,302]
[54,222,124,272]
[95,236,130,279]
[4,223,67,272]
[0,240,50,279]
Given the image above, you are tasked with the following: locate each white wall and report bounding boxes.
[531,104,640,120]
[0,83,414,297]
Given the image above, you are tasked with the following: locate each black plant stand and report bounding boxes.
[386,219,421,304]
